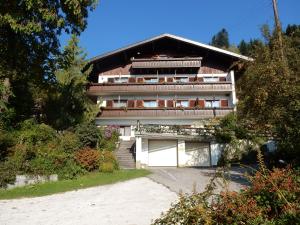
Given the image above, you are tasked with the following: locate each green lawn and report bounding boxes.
[0,169,150,200]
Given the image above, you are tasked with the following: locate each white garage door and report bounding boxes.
[148,140,177,166]
[185,142,210,167]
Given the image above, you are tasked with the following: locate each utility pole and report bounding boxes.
[271,0,285,62]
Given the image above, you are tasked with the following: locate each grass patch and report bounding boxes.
[0,169,150,200]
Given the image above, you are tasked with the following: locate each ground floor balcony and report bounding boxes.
[97,108,233,119]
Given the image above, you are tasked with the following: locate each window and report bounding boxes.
[174,77,188,83]
[144,100,157,107]
[144,77,158,83]
[203,77,219,82]
[205,100,220,108]
[114,77,128,83]
[176,100,189,107]
[113,100,127,107]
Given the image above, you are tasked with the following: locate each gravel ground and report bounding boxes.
[149,167,250,194]
[0,177,177,225]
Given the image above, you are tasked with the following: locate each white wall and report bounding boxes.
[210,142,224,166]
[135,137,149,168]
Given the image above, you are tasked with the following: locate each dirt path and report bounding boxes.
[0,177,177,225]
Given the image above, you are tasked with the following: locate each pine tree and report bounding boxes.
[211,28,230,49]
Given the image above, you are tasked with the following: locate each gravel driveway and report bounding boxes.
[149,167,250,194]
[0,177,177,225]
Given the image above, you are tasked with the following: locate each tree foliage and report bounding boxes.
[45,35,97,130]
[0,0,98,123]
[237,25,300,164]
[211,28,230,49]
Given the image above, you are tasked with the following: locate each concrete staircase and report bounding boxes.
[115,138,136,169]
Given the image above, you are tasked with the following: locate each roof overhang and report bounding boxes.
[89,33,253,64]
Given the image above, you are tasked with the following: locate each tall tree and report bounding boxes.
[45,35,97,130]
[211,28,230,49]
[237,26,300,164]
[0,0,98,123]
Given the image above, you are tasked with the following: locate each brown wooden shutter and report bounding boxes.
[158,100,165,108]
[127,100,135,108]
[189,100,196,107]
[107,78,114,83]
[167,100,174,107]
[128,77,136,83]
[197,99,205,108]
[136,100,144,108]
[137,77,144,83]
[159,77,165,83]
[221,99,228,107]
[106,100,113,108]
[167,77,173,83]
[219,77,226,82]
[189,77,195,82]
[197,77,204,82]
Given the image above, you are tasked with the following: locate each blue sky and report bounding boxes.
[61,0,300,58]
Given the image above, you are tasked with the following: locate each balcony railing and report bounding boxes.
[88,82,232,95]
[135,124,216,137]
[98,108,233,118]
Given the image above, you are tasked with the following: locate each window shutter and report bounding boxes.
[221,99,228,107]
[189,100,196,107]
[136,100,144,108]
[197,77,204,82]
[158,100,165,108]
[137,77,144,83]
[197,99,205,108]
[159,77,165,83]
[107,78,114,83]
[167,77,173,82]
[127,100,135,108]
[219,77,226,82]
[106,100,113,108]
[189,77,195,82]
[128,77,136,83]
[167,100,174,107]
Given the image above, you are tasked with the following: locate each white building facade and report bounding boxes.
[87,34,249,168]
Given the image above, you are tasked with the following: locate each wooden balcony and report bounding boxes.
[131,57,202,68]
[97,108,233,119]
[87,82,232,96]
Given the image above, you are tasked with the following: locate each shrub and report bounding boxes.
[59,131,81,153]
[99,162,114,173]
[75,122,101,148]
[153,167,300,225]
[0,130,16,161]
[0,161,17,188]
[99,150,119,170]
[18,120,57,145]
[98,128,119,151]
[57,159,85,180]
[75,147,100,171]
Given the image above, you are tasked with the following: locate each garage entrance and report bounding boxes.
[148,140,177,166]
[185,142,211,167]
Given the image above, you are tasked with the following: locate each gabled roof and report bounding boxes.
[89,33,252,63]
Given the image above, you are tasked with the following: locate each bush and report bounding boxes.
[99,162,114,173]
[98,127,119,151]
[75,147,100,171]
[0,161,17,188]
[153,167,300,225]
[99,150,119,170]
[75,122,101,148]
[59,131,81,153]
[18,119,57,146]
[0,130,16,161]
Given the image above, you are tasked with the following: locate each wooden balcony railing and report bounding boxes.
[97,108,233,119]
[88,82,232,95]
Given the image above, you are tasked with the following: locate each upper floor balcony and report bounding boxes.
[97,107,233,119]
[87,74,233,96]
